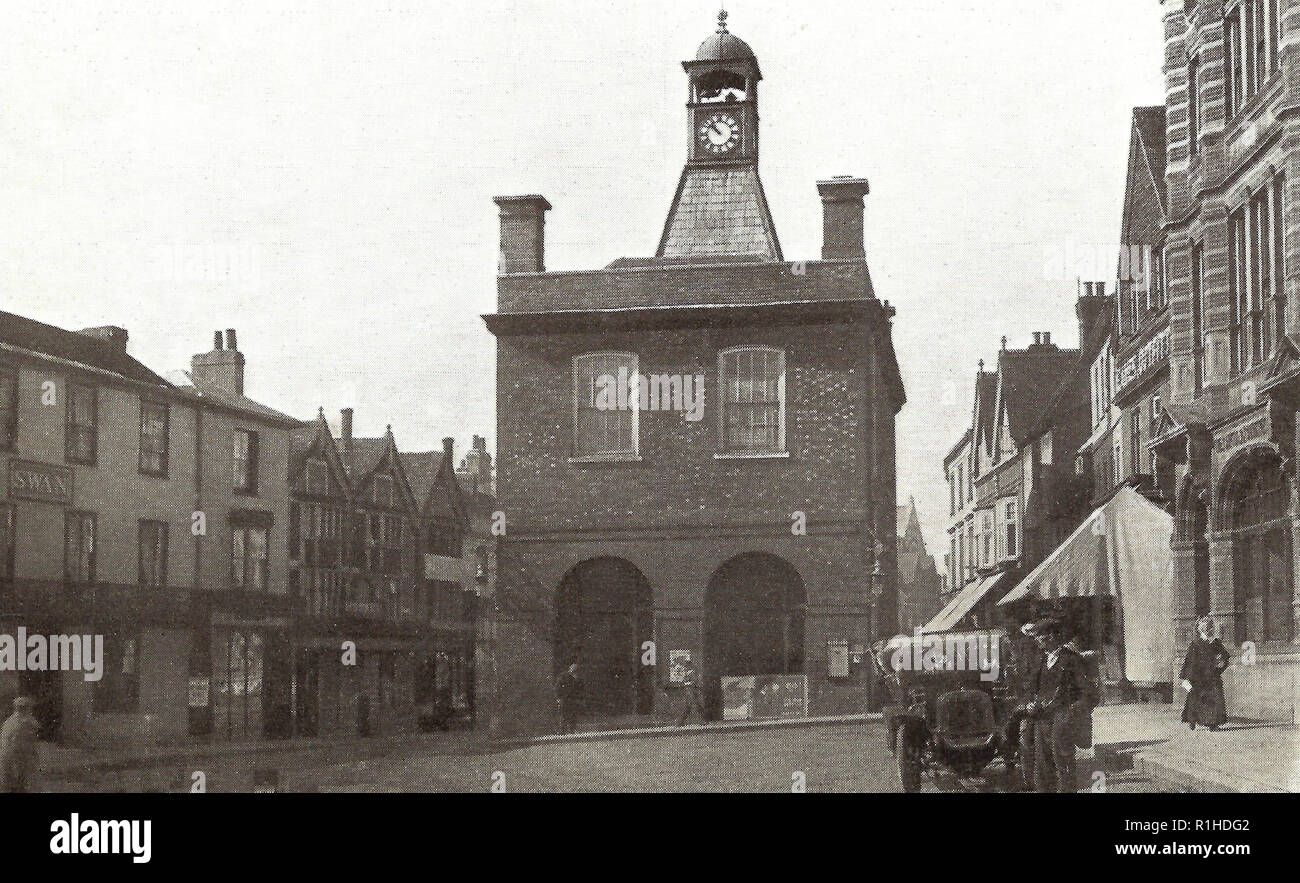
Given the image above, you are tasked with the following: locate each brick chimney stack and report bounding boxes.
[494,195,552,274]
[191,328,245,396]
[340,408,354,458]
[816,176,871,261]
[457,435,494,496]
[1076,281,1112,347]
[76,326,129,352]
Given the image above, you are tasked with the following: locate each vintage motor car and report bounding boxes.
[872,629,1025,792]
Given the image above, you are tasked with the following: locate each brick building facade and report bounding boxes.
[934,332,1091,632]
[484,13,904,733]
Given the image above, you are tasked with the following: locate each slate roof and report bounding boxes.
[172,371,302,426]
[657,166,782,261]
[340,437,390,480]
[399,451,447,507]
[999,348,1081,444]
[0,309,169,387]
[975,370,998,452]
[1133,106,1167,208]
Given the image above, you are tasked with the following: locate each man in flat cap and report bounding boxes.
[1023,618,1087,793]
[0,695,41,793]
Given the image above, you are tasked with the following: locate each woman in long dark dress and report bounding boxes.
[1180,616,1230,730]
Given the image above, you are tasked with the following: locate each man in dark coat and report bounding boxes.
[556,663,582,735]
[676,664,704,727]
[1024,619,1087,793]
[1010,623,1045,791]
[0,696,41,793]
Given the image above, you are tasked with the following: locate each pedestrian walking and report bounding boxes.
[1023,618,1087,793]
[1180,616,1230,731]
[676,665,704,727]
[0,696,41,794]
[556,662,582,735]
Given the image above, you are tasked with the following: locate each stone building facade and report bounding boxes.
[1153,0,1300,722]
[484,14,904,733]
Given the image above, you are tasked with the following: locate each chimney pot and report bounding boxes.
[191,330,245,395]
[816,177,871,261]
[443,437,455,459]
[341,408,354,444]
[1033,332,1042,345]
[494,195,552,274]
[225,329,237,351]
[1043,332,1052,346]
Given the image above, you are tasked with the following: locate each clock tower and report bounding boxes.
[657,10,782,260]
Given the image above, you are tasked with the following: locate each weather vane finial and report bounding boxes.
[717,7,729,33]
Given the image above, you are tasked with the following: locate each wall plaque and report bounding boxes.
[7,459,74,505]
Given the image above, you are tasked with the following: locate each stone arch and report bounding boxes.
[1216,446,1295,644]
[554,557,654,716]
[702,552,807,721]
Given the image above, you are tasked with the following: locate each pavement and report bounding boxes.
[1091,702,1299,793]
[25,701,1297,792]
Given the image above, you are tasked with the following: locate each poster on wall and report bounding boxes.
[669,650,692,684]
[721,675,809,721]
[721,676,756,720]
[188,677,211,708]
[827,640,850,679]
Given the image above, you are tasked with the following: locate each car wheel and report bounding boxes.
[897,726,922,793]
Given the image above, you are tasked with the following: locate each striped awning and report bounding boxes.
[922,571,1008,633]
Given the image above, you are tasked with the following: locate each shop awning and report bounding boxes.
[997,486,1173,684]
[921,571,1008,633]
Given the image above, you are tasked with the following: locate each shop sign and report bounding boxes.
[8,459,73,505]
[1116,328,1169,393]
[1213,413,1270,454]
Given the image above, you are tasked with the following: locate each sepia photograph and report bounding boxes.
[0,0,1289,865]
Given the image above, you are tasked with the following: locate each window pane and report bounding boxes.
[574,354,635,456]
[723,349,783,452]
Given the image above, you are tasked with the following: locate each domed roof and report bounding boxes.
[696,10,755,62]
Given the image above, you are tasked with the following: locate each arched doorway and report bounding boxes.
[703,553,806,720]
[1220,450,1295,645]
[554,558,653,716]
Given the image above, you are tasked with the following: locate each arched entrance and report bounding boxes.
[554,558,654,716]
[1220,449,1295,645]
[703,553,806,720]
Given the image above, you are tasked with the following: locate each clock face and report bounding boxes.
[698,112,741,155]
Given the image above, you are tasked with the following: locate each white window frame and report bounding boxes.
[717,345,786,456]
[572,352,640,459]
[1002,498,1019,561]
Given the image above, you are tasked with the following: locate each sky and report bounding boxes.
[0,0,1166,560]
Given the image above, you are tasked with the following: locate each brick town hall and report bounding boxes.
[484,12,905,733]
